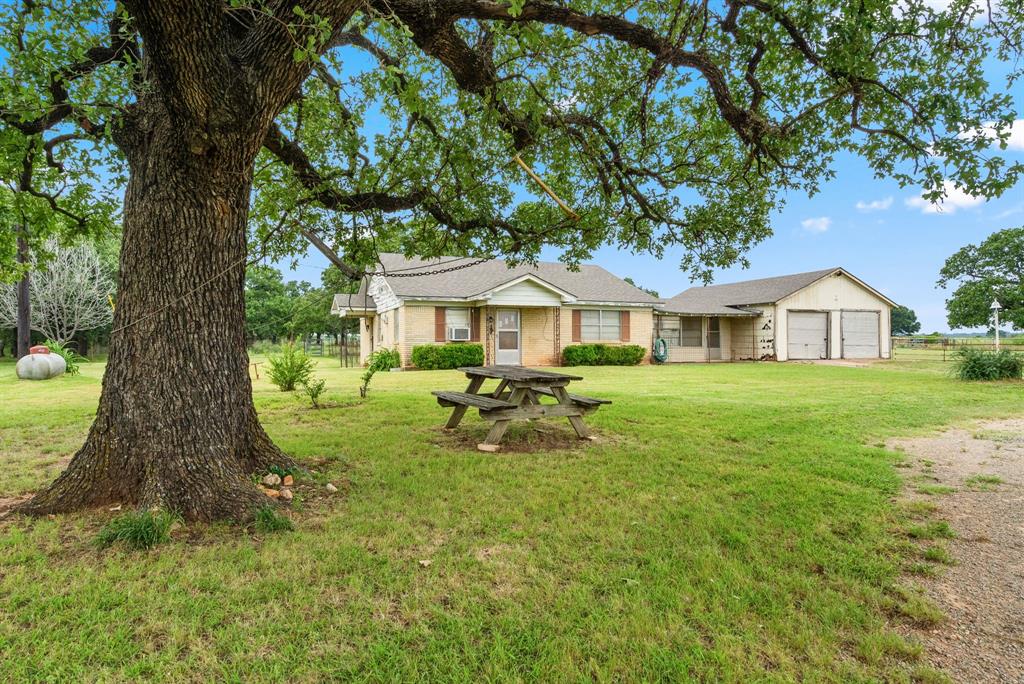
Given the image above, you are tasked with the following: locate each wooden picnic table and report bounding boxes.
[432,365,610,451]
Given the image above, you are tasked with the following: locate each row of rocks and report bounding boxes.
[260,471,338,499]
[261,472,295,500]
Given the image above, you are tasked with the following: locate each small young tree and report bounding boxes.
[0,240,115,344]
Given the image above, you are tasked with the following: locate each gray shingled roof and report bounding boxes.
[363,253,660,304]
[659,267,841,315]
[331,290,376,314]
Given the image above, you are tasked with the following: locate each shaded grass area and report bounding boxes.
[1,358,1022,681]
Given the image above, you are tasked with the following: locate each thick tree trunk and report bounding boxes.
[20,102,292,522]
[16,233,31,359]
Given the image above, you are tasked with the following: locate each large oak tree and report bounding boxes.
[2,0,1021,521]
[939,227,1024,331]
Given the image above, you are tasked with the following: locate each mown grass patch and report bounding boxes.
[964,473,1003,491]
[915,484,957,496]
[922,546,954,565]
[907,521,955,540]
[1,358,1022,681]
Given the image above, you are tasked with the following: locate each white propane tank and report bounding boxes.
[16,349,66,380]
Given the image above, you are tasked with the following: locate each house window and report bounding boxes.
[656,315,680,345]
[580,310,620,341]
[680,317,702,347]
[446,307,471,341]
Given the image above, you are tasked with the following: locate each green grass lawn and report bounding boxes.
[1,357,1020,682]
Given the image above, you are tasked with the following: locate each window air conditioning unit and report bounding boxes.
[449,327,470,341]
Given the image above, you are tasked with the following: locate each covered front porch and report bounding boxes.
[482,306,562,367]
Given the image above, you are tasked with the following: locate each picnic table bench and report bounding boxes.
[432,365,610,451]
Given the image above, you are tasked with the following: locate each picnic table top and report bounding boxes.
[457,365,585,382]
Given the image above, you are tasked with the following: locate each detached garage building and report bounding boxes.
[655,267,894,362]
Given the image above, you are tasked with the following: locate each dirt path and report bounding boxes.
[889,419,1024,684]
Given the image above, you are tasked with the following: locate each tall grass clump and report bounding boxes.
[254,506,294,533]
[268,343,315,391]
[44,339,87,375]
[96,510,180,550]
[951,348,1024,381]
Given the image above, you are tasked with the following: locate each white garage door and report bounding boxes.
[787,312,828,360]
[842,311,880,358]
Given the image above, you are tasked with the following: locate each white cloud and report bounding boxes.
[905,181,986,214]
[855,196,893,212]
[800,216,831,233]
[994,203,1024,220]
[979,119,1024,152]
[950,119,1024,153]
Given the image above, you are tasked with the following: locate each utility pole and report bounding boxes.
[16,230,31,359]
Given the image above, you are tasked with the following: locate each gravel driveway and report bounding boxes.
[889,419,1024,684]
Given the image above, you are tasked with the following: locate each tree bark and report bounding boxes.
[19,99,292,522]
[16,232,31,359]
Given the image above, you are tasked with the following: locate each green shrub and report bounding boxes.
[268,343,315,391]
[411,343,484,370]
[370,347,401,369]
[96,510,180,550]
[600,344,647,365]
[302,377,327,408]
[951,348,1024,381]
[562,343,646,366]
[44,339,87,375]
[562,344,600,366]
[254,506,294,533]
[360,347,400,397]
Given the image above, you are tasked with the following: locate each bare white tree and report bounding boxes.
[0,240,115,344]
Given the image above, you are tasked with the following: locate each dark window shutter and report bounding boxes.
[571,309,581,342]
[435,307,446,342]
[470,308,481,341]
[620,311,630,341]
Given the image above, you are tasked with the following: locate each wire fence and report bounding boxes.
[891,336,1024,362]
[302,336,361,367]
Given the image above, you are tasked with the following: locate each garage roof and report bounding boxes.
[659,267,894,316]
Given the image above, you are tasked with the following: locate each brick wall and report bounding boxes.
[400,303,486,368]
[396,303,655,367]
[520,307,559,366]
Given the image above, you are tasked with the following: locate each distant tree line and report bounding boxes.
[244,264,356,345]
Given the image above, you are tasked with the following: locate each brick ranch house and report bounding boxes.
[331,253,660,368]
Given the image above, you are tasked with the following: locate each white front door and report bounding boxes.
[495,309,521,365]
